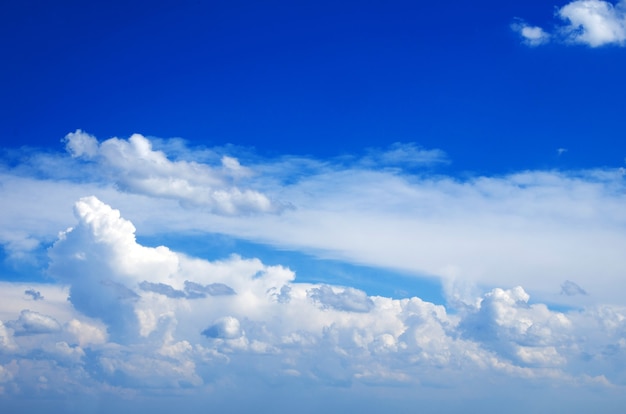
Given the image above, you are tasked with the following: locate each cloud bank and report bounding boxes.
[0,195,625,409]
[514,0,626,47]
[1,132,626,409]
[1,132,625,307]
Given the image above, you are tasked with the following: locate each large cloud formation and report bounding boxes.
[1,132,625,308]
[1,196,625,408]
[1,132,625,410]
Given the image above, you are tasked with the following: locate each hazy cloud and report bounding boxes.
[511,20,551,46]
[360,142,448,168]
[561,280,588,296]
[184,281,236,298]
[24,289,43,301]
[308,285,374,313]
[139,281,186,298]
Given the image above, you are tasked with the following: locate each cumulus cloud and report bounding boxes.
[559,0,626,46]
[202,316,243,339]
[64,129,99,158]
[3,131,626,408]
[8,310,62,335]
[65,319,107,347]
[0,196,626,403]
[62,130,278,215]
[48,195,178,339]
[460,286,571,367]
[515,0,626,47]
[3,135,626,307]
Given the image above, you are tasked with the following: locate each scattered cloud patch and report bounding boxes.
[512,20,551,46]
[515,0,626,47]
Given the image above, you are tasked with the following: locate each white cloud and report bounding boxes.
[220,167,626,306]
[202,316,243,339]
[64,129,99,158]
[62,130,279,215]
[8,310,62,335]
[515,0,626,47]
[0,321,17,352]
[2,135,626,307]
[65,319,107,347]
[1,195,626,404]
[460,286,571,367]
[559,0,626,46]
[512,21,551,46]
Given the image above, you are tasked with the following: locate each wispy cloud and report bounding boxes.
[514,0,626,47]
[359,142,449,169]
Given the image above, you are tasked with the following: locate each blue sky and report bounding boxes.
[1,0,626,412]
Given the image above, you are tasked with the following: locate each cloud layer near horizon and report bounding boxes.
[0,195,625,403]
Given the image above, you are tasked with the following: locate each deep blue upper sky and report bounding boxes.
[2,0,625,174]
